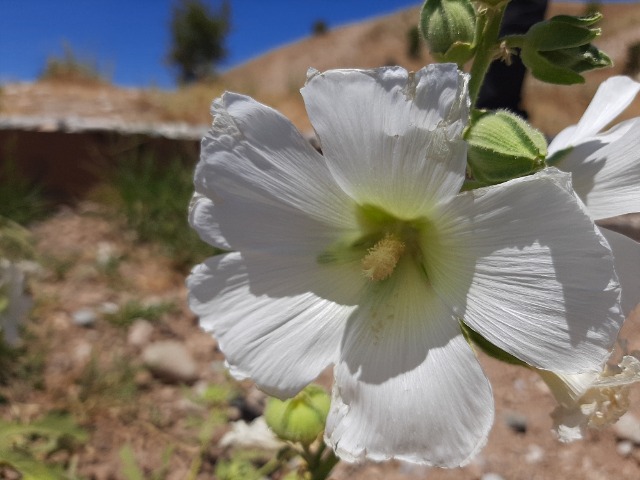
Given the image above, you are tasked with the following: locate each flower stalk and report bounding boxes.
[468,1,509,107]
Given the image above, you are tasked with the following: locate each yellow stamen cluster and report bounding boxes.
[361,233,405,282]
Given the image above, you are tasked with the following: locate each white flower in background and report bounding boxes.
[0,259,31,347]
[188,64,623,467]
[538,355,640,442]
[548,76,640,314]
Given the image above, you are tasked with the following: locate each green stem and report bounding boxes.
[468,2,510,107]
[310,450,339,480]
[255,452,288,478]
[300,441,339,480]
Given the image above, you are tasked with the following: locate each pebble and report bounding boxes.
[481,473,505,480]
[72,308,97,327]
[142,340,199,383]
[505,411,528,434]
[614,413,640,444]
[525,444,544,464]
[617,440,634,457]
[73,340,93,364]
[127,319,154,348]
[98,302,119,315]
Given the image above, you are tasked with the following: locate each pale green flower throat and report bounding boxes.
[318,204,428,283]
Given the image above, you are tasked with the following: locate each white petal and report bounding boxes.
[543,355,640,442]
[302,64,469,219]
[429,169,623,373]
[325,261,493,467]
[549,76,640,153]
[194,93,357,252]
[600,227,640,315]
[557,118,640,219]
[188,252,365,398]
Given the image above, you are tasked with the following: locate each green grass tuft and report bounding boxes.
[105,299,177,328]
[106,155,218,270]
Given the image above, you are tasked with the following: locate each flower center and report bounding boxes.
[361,233,406,282]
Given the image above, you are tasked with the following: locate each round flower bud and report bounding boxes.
[466,110,547,185]
[264,385,330,446]
[419,0,476,65]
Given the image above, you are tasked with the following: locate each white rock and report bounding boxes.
[219,417,284,451]
[614,413,640,445]
[481,473,505,480]
[617,440,634,457]
[142,340,199,383]
[98,302,119,315]
[525,444,544,464]
[127,319,154,348]
[72,308,97,327]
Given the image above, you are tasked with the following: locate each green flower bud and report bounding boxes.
[419,0,476,65]
[264,385,330,446]
[465,110,547,185]
[515,13,611,85]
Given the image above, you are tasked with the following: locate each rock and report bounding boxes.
[72,308,97,327]
[98,302,118,315]
[614,413,640,445]
[481,473,505,480]
[617,440,634,457]
[95,242,117,267]
[127,319,154,348]
[142,340,199,383]
[72,339,93,365]
[525,444,544,464]
[505,411,528,434]
[219,417,284,451]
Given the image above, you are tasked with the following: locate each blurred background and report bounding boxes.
[0,1,639,479]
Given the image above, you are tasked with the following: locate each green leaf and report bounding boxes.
[0,448,66,480]
[119,444,145,480]
[517,13,611,85]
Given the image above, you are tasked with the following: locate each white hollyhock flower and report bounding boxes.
[188,64,624,467]
[548,76,640,314]
[538,355,640,442]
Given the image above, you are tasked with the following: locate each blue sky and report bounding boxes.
[0,0,423,88]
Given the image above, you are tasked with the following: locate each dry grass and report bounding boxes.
[140,81,226,124]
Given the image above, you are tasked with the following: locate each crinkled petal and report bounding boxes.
[549,75,640,153]
[600,227,640,315]
[188,252,365,398]
[543,356,640,442]
[556,118,640,219]
[302,64,469,219]
[194,92,357,252]
[428,169,623,373]
[325,261,493,467]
